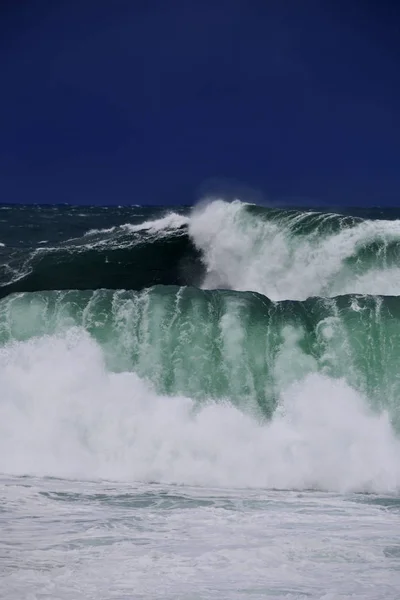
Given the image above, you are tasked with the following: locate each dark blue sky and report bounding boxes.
[1,0,399,205]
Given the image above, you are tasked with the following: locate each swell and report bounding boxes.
[1,200,400,299]
[2,286,400,427]
[0,235,203,298]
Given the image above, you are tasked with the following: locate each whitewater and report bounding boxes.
[1,200,400,599]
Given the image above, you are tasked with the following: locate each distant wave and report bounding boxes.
[0,214,202,297]
[2,199,400,299]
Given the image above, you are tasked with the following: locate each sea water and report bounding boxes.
[1,200,400,599]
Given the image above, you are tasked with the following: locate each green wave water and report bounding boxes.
[2,286,400,427]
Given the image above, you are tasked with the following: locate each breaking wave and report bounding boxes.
[1,200,400,493]
[2,200,400,298]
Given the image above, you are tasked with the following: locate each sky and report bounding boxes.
[1,0,399,206]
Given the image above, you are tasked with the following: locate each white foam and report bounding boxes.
[85,226,116,235]
[0,330,398,493]
[84,213,189,238]
[188,199,400,299]
[123,213,189,233]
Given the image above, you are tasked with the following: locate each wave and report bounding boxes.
[0,215,203,297]
[2,200,400,299]
[1,286,400,426]
[0,291,399,492]
[1,201,400,492]
[189,200,400,299]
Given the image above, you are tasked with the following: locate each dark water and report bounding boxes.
[1,203,400,297]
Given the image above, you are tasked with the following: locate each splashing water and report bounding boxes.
[189,200,400,299]
[0,329,398,493]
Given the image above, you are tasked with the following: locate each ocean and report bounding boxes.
[1,199,400,599]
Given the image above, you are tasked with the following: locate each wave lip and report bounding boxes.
[189,199,400,299]
[84,212,189,237]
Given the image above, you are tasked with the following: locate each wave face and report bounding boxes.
[1,286,400,418]
[2,285,400,419]
[1,202,400,492]
[0,206,202,297]
[1,201,400,298]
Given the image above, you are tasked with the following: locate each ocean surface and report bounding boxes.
[1,200,400,599]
